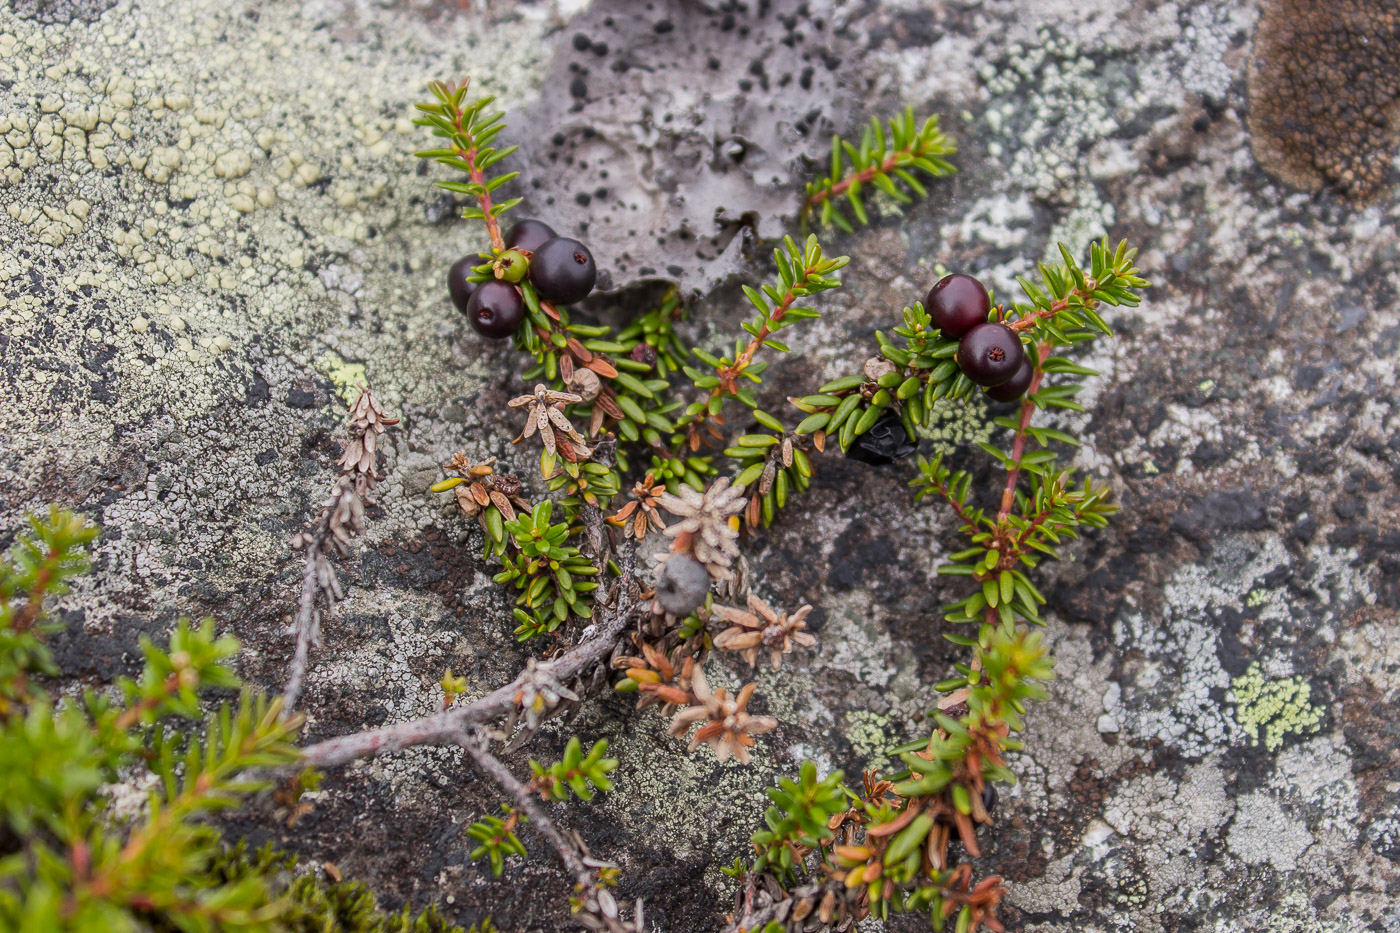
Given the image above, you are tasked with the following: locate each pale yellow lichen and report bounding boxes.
[1229,663,1324,752]
[316,352,368,404]
[843,708,894,772]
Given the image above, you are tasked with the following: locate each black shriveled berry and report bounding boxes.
[845,410,918,466]
[504,218,558,253]
[956,322,1025,387]
[629,342,657,370]
[465,281,525,339]
[982,783,998,814]
[655,553,711,615]
[985,357,1034,402]
[927,273,991,339]
[447,256,479,315]
[530,236,597,305]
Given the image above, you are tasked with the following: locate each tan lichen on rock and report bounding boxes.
[0,0,551,436]
[1247,0,1400,200]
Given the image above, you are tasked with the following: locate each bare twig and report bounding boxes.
[457,732,641,933]
[458,733,590,882]
[282,388,398,714]
[300,545,638,768]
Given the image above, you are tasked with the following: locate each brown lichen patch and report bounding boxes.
[1247,0,1400,200]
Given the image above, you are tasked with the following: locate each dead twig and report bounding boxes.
[455,732,641,933]
[300,544,638,768]
[282,388,397,714]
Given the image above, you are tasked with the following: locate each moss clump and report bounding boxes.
[201,843,491,933]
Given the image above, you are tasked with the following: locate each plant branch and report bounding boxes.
[282,389,397,715]
[458,735,638,933]
[1006,282,1099,332]
[801,150,904,216]
[996,343,1050,520]
[299,545,638,769]
[452,114,504,252]
[458,737,588,882]
[724,283,805,379]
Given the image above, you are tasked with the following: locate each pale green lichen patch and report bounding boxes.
[1229,663,1324,752]
[916,394,994,458]
[842,709,895,773]
[316,352,368,404]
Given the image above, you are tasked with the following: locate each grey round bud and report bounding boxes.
[654,553,711,616]
[863,356,896,382]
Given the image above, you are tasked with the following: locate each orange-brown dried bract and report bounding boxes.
[1247,0,1400,201]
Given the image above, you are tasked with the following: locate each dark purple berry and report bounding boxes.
[447,256,480,315]
[927,273,991,339]
[504,218,558,254]
[845,410,918,466]
[530,236,596,305]
[956,322,1025,387]
[465,281,525,339]
[985,357,1034,402]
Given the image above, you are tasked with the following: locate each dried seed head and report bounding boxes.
[629,343,658,370]
[569,367,602,402]
[863,356,896,382]
[493,473,523,498]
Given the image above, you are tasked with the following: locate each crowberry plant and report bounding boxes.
[4,68,1147,933]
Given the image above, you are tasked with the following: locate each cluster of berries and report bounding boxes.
[447,219,598,338]
[927,273,1033,402]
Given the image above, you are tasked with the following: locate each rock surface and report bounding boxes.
[2,0,1398,931]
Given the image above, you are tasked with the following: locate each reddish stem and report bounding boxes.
[450,110,504,252]
[802,147,917,214]
[725,283,805,377]
[1007,281,1098,332]
[996,343,1051,521]
[12,562,53,632]
[685,274,814,442]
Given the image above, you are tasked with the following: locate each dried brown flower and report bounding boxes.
[337,387,400,496]
[441,454,530,523]
[511,657,581,732]
[568,367,602,402]
[667,665,777,765]
[509,384,592,459]
[712,593,816,670]
[656,477,746,580]
[609,472,667,542]
[614,642,691,712]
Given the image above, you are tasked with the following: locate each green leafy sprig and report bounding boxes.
[0,510,305,931]
[414,78,520,250]
[801,107,956,232]
[748,761,847,881]
[528,737,619,802]
[493,501,600,640]
[0,506,96,709]
[677,235,848,446]
[466,805,529,878]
